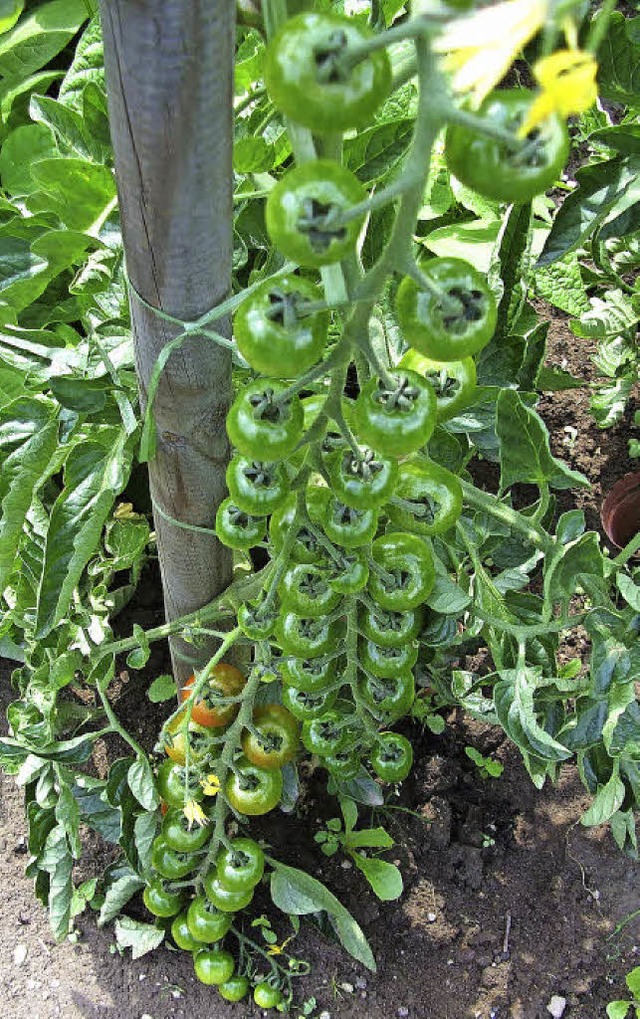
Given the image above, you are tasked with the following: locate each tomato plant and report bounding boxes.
[0,0,637,1010]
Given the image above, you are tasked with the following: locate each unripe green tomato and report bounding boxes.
[253,980,284,1008]
[171,912,202,952]
[193,945,235,986]
[187,894,233,943]
[219,974,251,1001]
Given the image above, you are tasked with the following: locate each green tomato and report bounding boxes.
[187,895,233,943]
[193,945,236,986]
[399,349,477,422]
[171,911,202,952]
[253,980,284,1008]
[396,258,497,362]
[281,683,339,721]
[203,871,254,912]
[266,160,367,268]
[143,879,185,919]
[216,837,265,891]
[265,13,391,133]
[151,835,195,880]
[226,379,304,462]
[386,457,463,537]
[359,638,418,678]
[327,446,398,509]
[224,755,283,816]
[353,370,437,457]
[234,275,328,378]
[445,90,569,203]
[156,759,204,808]
[226,455,290,516]
[162,807,211,853]
[370,732,414,782]
[367,532,435,611]
[219,974,250,1001]
[360,670,415,720]
[360,604,423,649]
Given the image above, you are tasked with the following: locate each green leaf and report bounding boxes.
[534,254,590,316]
[537,157,640,265]
[58,17,104,110]
[494,666,572,765]
[127,755,159,812]
[618,574,640,612]
[488,202,532,341]
[98,869,145,927]
[571,289,640,340]
[55,781,81,859]
[147,673,177,704]
[126,623,150,670]
[0,395,58,590]
[0,123,58,195]
[39,824,73,941]
[29,94,107,163]
[270,862,376,972]
[0,0,90,80]
[133,810,158,875]
[0,731,96,764]
[429,555,471,614]
[28,158,116,230]
[114,917,164,960]
[35,432,132,637]
[71,775,121,843]
[346,828,394,850]
[423,218,500,274]
[545,533,605,605]
[626,967,640,998]
[344,118,414,185]
[233,137,275,173]
[496,389,589,491]
[0,1,24,35]
[581,766,625,827]
[351,854,403,901]
[597,12,640,107]
[607,1002,631,1019]
[339,796,358,833]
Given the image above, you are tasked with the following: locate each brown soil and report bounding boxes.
[0,305,638,1019]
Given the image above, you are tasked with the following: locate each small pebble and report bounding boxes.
[547,996,567,1018]
[427,912,437,923]
[356,977,367,990]
[339,982,354,993]
[398,1008,409,1017]
[14,944,28,966]
[340,861,352,870]
[319,1011,332,1019]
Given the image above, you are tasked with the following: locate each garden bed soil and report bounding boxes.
[0,307,638,1019]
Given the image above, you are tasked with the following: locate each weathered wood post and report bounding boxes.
[99,0,235,685]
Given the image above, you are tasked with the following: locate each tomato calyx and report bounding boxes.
[297,196,347,254]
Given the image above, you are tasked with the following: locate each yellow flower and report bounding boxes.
[183,800,210,828]
[433,0,549,107]
[114,502,136,519]
[518,49,598,136]
[266,935,294,956]
[200,773,221,797]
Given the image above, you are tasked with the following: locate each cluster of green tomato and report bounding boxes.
[146,8,573,1007]
[144,675,305,1000]
[144,749,286,1006]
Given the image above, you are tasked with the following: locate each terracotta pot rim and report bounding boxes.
[601,470,640,550]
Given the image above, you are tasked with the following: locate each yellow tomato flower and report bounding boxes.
[433,0,549,107]
[200,773,221,796]
[266,935,294,956]
[518,49,598,136]
[183,799,210,828]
